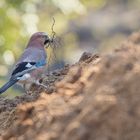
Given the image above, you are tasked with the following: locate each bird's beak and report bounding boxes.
[44,36,51,48]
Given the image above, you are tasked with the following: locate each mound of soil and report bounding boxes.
[0,32,140,140]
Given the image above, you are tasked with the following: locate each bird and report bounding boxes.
[0,32,51,94]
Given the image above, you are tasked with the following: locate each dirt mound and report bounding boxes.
[0,32,140,140]
[0,64,69,136]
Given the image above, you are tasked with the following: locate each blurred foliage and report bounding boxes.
[0,0,140,96]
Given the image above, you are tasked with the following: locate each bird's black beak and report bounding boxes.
[44,36,50,45]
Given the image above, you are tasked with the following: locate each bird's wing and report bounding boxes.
[12,62,36,76]
[11,60,46,80]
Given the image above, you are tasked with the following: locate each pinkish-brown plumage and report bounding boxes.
[17,32,49,64]
[27,32,49,48]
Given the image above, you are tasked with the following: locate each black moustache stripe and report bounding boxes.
[44,39,50,45]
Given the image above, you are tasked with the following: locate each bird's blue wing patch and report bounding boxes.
[35,60,46,67]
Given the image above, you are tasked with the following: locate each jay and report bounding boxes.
[0,32,51,94]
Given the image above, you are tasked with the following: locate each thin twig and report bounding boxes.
[46,17,56,74]
[51,17,56,42]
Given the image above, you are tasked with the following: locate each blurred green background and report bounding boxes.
[0,0,140,97]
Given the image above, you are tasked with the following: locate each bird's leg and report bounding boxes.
[23,83,31,94]
[23,79,48,92]
[34,80,48,89]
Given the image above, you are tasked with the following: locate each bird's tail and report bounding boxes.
[0,79,18,94]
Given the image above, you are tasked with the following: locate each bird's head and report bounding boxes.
[28,32,51,48]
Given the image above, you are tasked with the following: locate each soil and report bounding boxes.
[0,32,140,140]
